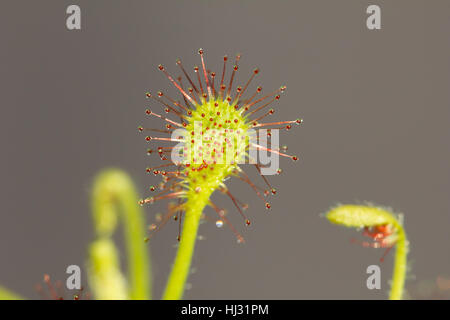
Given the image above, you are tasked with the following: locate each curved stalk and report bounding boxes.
[89,168,151,300]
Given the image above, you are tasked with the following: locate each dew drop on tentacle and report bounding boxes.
[216,220,224,228]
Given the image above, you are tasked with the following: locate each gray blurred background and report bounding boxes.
[1,0,449,299]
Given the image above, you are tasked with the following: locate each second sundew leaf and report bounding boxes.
[325,204,409,300]
[327,204,400,229]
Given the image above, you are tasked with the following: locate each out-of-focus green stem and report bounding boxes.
[0,286,23,300]
[88,239,128,300]
[89,168,151,300]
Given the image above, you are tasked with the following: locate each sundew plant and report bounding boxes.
[139,49,301,299]
[0,50,409,301]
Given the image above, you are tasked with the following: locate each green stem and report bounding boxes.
[389,226,408,300]
[162,192,210,300]
[0,286,23,300]
[89,168,151,300]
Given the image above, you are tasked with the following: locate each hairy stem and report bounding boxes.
[162,191,211,300]
[89,168,151,300]
[389,225,407,300]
